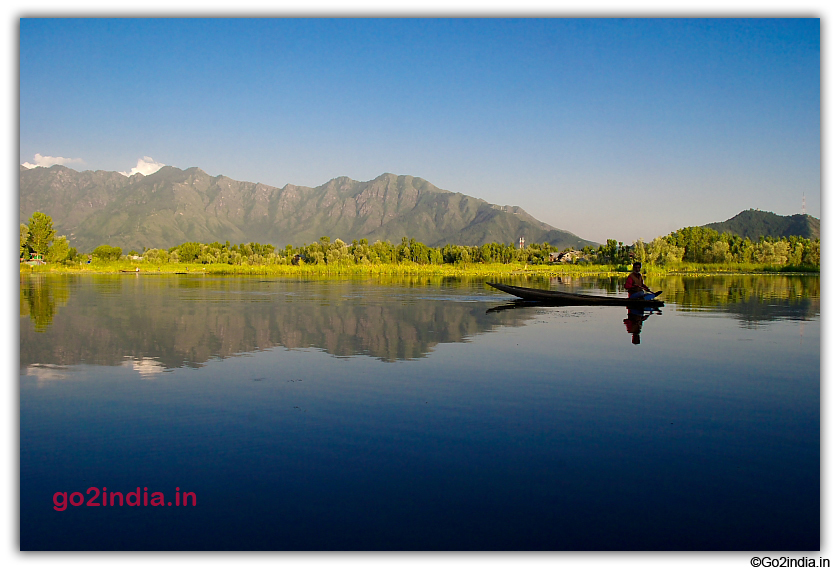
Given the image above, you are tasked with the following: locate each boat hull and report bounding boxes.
[487,283,665,307]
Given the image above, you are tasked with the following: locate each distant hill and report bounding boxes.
[20,165,597,253]
[702,209,820,241]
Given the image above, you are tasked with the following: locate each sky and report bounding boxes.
[18,17,820,244]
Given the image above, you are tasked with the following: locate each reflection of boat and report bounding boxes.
[487,283,665,307]
[486,300,556,314]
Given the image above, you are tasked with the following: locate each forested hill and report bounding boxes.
[19,165,596,253]
[702,209,820,241]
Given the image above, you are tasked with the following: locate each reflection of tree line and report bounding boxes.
[21,273,820,369]
[585,274,820,322]
[19,275,71,332]
[512,273,819,327]
[20,275,532,369]
[521,273,817,305]
[659,274,819,323]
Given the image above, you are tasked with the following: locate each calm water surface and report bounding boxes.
[20,273,820,550]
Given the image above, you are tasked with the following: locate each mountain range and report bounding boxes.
[19,165,820,253]
[19,165,597,253]
[702,209,820,241]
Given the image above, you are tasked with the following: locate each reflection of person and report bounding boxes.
[623,308,650,345]
[624,262,656,300]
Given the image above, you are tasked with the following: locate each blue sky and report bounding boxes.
[19,17,820,243]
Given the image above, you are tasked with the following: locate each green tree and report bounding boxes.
[92,244,122,261]
[707,240,732,263]
[598,239,619,263]
[26,212,56,256]
[788,242,804,266]
[646,236,684,265]
[632,239,646,264]
[804,241,820,266]
[20,224,29,259]
[177,242,202,262]
[46,236,71,263]
[143,248,169,264]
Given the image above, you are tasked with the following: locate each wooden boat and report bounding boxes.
[486,283,665,307]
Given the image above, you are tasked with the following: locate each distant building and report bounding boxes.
[560,250,582,263]
[21,253,45,265]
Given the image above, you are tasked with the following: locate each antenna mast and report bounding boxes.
[801,192,806,215]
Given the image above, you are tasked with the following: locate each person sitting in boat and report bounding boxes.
[624,262,657,301]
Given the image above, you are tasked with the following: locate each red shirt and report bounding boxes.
[624,272,645,294]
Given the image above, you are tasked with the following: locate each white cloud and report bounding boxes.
[119,156,166,177]
[21,153,84,169]
[122,357,166,378]
[23,364,69,386]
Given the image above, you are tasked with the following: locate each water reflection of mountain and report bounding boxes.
[20,275,533,369]
[20,273,820,370]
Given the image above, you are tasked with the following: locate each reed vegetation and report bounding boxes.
[22,258,819,277]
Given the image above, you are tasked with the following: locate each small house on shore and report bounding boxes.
[21,253,45,266]
[549,250,583,263]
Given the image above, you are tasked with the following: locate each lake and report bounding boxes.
[19,273,820,551]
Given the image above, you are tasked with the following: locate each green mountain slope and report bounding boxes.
[702,209,820,240]
[20,165,597,252]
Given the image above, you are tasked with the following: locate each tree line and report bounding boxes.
[580,229,819,268]
[620,228,817,267]
[20,211,820,269]
[141,236,560,266]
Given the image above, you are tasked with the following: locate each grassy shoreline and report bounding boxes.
[20,260,820,277]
